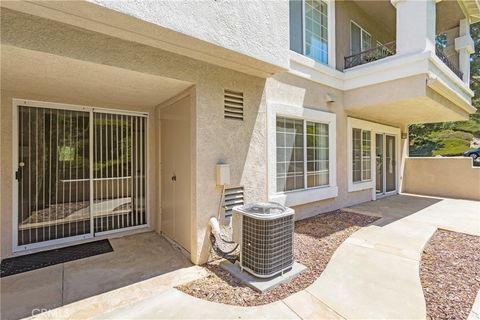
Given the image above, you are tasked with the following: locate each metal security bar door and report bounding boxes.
[15,102,147,250]
[16,106,92,248]
[93,112,147,234]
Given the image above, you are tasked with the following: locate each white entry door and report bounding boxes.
[14,101,148,251]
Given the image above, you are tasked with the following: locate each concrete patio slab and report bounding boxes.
[282,290,344,320]
[405,198,480,236]
[306,243,426,319]
[1,232,192,320]
[345,219,437,261]
[0,264,63,320]
[30,266,208,320]
[94,288,300,320]
[63,232,191,304]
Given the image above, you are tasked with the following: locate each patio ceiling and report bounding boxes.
[1,45,193,108]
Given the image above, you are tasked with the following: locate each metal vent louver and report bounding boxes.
[232,202,294,278]
[224,90,244,121]
[224,186,244,217]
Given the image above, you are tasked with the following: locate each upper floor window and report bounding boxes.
[290,0,329,64]
[351,21,371,54]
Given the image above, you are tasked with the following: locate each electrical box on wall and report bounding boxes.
[216,164,230,186]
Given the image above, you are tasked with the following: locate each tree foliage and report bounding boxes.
[409,22,480,156]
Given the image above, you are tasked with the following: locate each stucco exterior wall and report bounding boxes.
[266,73,373,220]
[403,157,480,201]
[335,0,396,71]
[87,0,290,70]
[0,10,268,264]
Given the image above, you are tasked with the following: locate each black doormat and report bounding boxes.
[0,239,113,278]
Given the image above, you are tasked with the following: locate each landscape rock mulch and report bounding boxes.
[176,210,378,306]
[420,229,480,320]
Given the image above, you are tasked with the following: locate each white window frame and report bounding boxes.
[11,98,150,253]
[352,128,372,183]
[347,117,400,197]
[268,103,337,207]
[296,0,336,68]
[350,20,372,54]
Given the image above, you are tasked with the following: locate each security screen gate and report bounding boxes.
[15,101,147,250]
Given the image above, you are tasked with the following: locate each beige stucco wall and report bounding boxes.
[403,157,480,200]
[86,0,290,70]
[266,73,373,220]
[343,74,472,126]
[0,9,268,264]
[335,0,396,71]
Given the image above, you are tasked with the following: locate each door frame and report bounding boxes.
[375,133,398,198]
[347,117,400,201]
[12,99,150,253]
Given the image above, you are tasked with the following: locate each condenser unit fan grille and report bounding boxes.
[241,215,294,277]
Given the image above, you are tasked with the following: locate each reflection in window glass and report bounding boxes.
[305,0,328,64]
[352,128,371,183]
[276,116,329,192]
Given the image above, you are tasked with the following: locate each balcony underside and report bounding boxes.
[344,74,475,127]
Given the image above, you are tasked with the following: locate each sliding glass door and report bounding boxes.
[16,103,147,250]
[93,113,146,234]
[375,133,396,196]
[17,106,91,246]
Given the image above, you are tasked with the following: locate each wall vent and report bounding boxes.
[224,90,244,121]
[224,186,244,217]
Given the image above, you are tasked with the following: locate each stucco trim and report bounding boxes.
[267,103,337,207]
[347,117,401,197]
[290,48,474,114]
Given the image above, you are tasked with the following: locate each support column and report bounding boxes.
[399,125,409,193]
[392,0,437,55]
[455,19,475,85]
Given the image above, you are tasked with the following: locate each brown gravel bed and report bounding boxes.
[420,229,480,320]
[176,210,378,306]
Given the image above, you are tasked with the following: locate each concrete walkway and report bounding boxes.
[30,195,480,320]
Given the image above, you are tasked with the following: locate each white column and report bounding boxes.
[327,0,336,69]
[455,19,474,85]
[399,125,409,193]
[392,0,437,55]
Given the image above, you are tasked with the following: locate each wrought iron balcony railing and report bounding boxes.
[435,47,463,80]
[344,41,396,69]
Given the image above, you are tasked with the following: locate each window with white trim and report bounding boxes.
[352,128,371,183]
[351,21,372,54]
[276,117,329,192]
[290,0,329,64]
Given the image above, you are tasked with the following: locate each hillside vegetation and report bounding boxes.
[409,23,480,157]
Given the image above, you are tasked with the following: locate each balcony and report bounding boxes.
[344,41,396,69]
[435,47,463,80]
[339,0,476,127]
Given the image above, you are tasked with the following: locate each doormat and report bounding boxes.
[0,239,113,278]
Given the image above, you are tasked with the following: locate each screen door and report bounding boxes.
[17,106,91,246]
[16,104,147,249]
[93,112,147,234]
